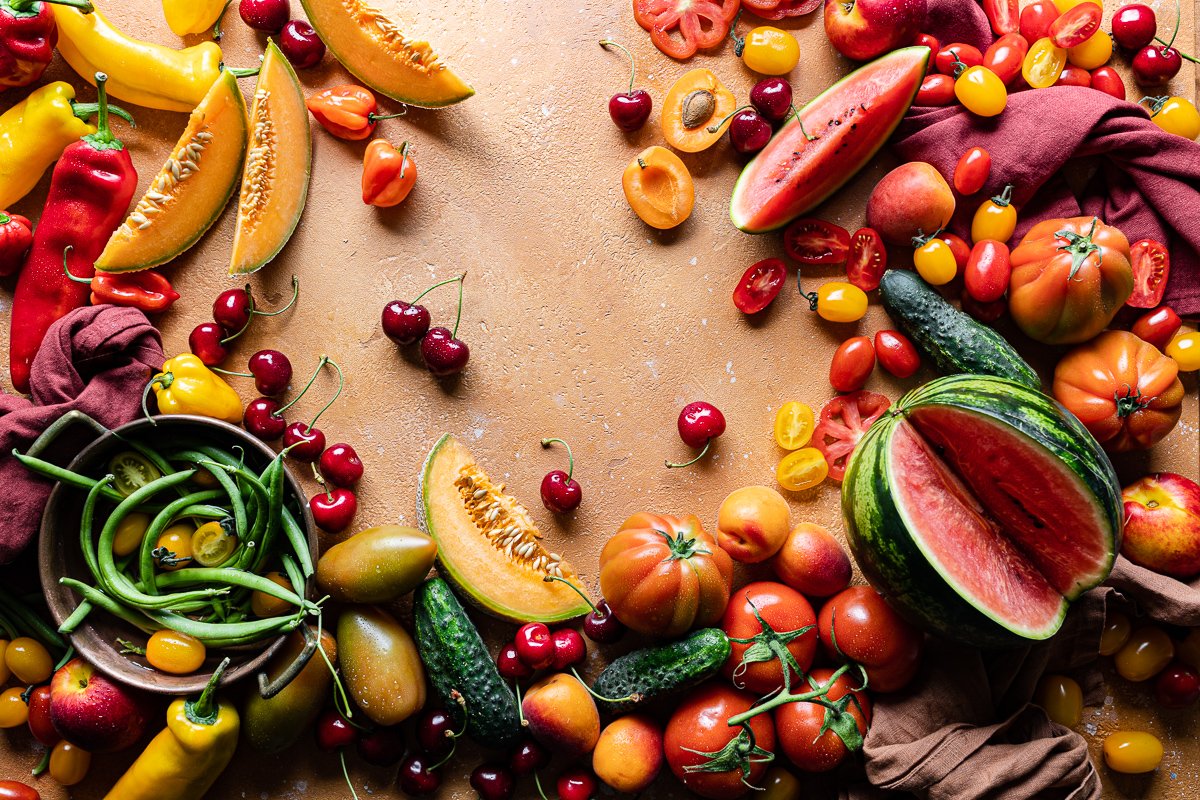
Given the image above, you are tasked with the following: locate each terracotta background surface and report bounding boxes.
[0,0,1197,798]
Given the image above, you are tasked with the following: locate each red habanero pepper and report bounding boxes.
[9,72,136,393]
[306,84,406,141]
[61,247,179,312]
[0,0,93,89]
[361,139,417,207]
[0,210,32,275]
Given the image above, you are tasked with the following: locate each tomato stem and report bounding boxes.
[1139,95,1169,115]
[599,39,638,95]
[728,9,745,57]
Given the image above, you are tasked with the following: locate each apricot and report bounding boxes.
[866,162,955,245]
[771,523,853,598]
[522,672,600,758]
[716,486,791,564]
[593,715,663,793]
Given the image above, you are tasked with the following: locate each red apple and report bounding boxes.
[824,0,928,62]
[1122,473,1200,579]
[49,658,150,752]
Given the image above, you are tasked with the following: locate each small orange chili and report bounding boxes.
[362,139,417,208]
[305,84,406,141]
[0,210,33,277]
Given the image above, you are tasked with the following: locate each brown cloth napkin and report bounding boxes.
[0,304,163,564]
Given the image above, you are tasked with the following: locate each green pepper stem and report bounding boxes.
[141,374,171,425]
[11,0,93,13]
[540,437,574,481]
[273,356,328,418]
[599,39,638,95]
[368,110,407,123]
[223,65,261,78]
[88,73,119,148]
[31,749,50,777]
[212,0,232,39]
[186,657,231,724]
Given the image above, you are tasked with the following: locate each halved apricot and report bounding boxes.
[622,146,694,230]
[662,68,736,152]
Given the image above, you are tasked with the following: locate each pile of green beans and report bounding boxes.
[17,438,319,650]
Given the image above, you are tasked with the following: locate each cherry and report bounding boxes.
[422,327,470,376]
[509,738,550,777]
[382,300,431,345]
[550,628,586,670]
[583,599,626,644]
[728,108,772,154]
[398,753,442,797]
[514,622,555,670]
[310,487,357,533]
[243,397,287,440]
[357,726,406,766]
[238,0,289,33]
[540,437,582,513]
[248,349,292,396]
[284,421,326,461]
[497,642,534,680]
[189,322,229,366]
[416,708,456,758]
[1155,661,1200,709]
[320,443,363,487]
[279,20,325,68]
[600,39,652,132]
[1132,44,1183,85]
[315,709,357,752]
[469,764,515,800]
[666,400,725,469]
[1112,4,1157,51]
[557,769,598,800]
[750,77,793,123]
[213,286,253,331]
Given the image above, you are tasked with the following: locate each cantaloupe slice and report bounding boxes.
[300,0,474,107]
[228,41,311,276]
[97,72,247,273]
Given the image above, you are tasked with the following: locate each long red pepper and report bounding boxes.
[0,0,94,89]
[9,71,136,393]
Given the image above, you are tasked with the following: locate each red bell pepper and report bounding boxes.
[0,210,32,275]
[0,0,93,90]
[61,247,179,313]
[9,72,136,393]
[306,84,405,141]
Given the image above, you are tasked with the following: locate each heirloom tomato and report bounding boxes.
[720,581,817,694]
[817,585,923,692]
[633,0,740,60]
[665,684,776,799]
[774,667,871,772]
[812,391,890,482]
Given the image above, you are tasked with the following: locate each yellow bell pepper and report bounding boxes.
[52,4,223,112]
[146,354,243,424]
[0,82,96,208]
[104,659,239,800]
[162,0,227,37]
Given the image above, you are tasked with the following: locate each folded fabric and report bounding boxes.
[0,304,163,563]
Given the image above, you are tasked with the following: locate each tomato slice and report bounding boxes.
[1128,239,1170,309]
[1049,3,1101,49]
[844,227,886,292]
[774,401,815,450]
[733,258,787,314]
[633,0,741,59]
[109,451,162,497]
[744,0,822,19]
[983,0,1020,35]
[776,448,829,492]
[812,391,891,482]
[784,218,851,266]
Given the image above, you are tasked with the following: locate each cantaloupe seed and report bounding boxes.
[348,0,446,73]
[241,88,276,231]
[454,466,565,578]
[120,127,212,235]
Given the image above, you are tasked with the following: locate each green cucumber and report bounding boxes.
[592,628,730,715]
[413,578,521,749]
[879,269,1040,390]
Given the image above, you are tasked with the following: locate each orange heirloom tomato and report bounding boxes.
[361,139,417,207]
[1009,216,1133,344]
[623,146,695,230]
[1052,331,1183,452]
[599,512,733,637]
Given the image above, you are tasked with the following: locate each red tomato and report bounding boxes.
[983,33,1029,85]
[743,0,823,20]
[1090,66,1126,100]
[914,32,940,74]
[935,43,983,76]
[633,0,741,60]
[845,228,887,292]
[961,293,1007,323]
[734,258,787,315]
[1131,306,1183,351]
[783,218,850,266]
[874,330,920,378]
[25,685,58,747]
[1049,3,1101,49]
[811,391,890,482]
[1019,1,1060,43]
[916,73,955,106]
[939,232,971,272]
[0,782,40,800]
[720,582,817,694]
[773,668,871,773]
[665,684,776,800]
[964,240,1012,303]
[817,586,923,693]
[1128,239,1170,309]
[983,0,1019,35]
[1055,65,1091,87]
[953,147,992,195]
[829,337,875,393]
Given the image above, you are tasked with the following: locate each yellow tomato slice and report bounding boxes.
[776,448,829,492]
[774,401,815,450]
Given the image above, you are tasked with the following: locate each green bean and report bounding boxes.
[282,507,314,578]
[0,608,18,639]
[280,553,307,602]
[250,457,285,574]
[166,452,248,541]
[57,600,93,635]
[13,451,127,503]
[59,579,160,634]
[79,476,112,590]
[142,607,304,645]
[155,569,310,609]
[0,586,66,654]
[136,489,224,595]
[173,504,231,521]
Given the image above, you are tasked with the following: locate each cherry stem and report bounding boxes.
[312,463,333,502]
[409,273,465,305]
[571,667,642,704]
[305,357,344,433]
[541,574,597,613]
[599,39,637,95]
[1168,0,1180,52]
[212,367,252,378]
[31,749,50,777]
[540,437,574,481]
[1154,36,1199,62]
[707,104,753,133]
[254,275,301,316]
[451,272,466,338]
[427,691,470,771]
[665,438,713,469]
[533,772,550,800]
[338,749,360,800]
[273,356,329,418]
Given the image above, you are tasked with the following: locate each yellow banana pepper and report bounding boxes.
[162,0,227,37]
[146,354,243,424]
[53,4,223,112]
[0,82,97,208]
[104,659,239,800]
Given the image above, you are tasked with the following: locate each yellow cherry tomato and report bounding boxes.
[0,687,28,728]
[1167,332,1200,371]
[774,401,815,450]
[776,447,829,492]
[1147,96,1200,141]
[971,184,1018,243]
[1034,674,1083,727]
[112,511,151,558]
[49,740,91,786]
[191,467,221,489]
[191,520,237,567]
[1114,627,1174,682]
[955,66,1007,117]
[1053,0,1101,12]
[1099,611,1132,656]
[760,767,802,800]
[741,27,800,75]
[154,522,194,571]
[1177,628,1200,671]
[1103,731,1163,774]
[146,629,207,675]
[810,281,868,323]
[1067,30,1112,69]
[1023,37,1067,89]
[5,636,52,684]
[913,238,958,285]
[0,640,9,685]
[251,571,294,618]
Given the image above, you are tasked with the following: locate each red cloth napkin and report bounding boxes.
[893,0,1200,315]
[0,305,163,564]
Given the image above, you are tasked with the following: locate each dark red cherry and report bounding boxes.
[509,738,550,776]
[189,322,229,366]
[551,628,586,670]
[1112,4,1157,51]
[398,754,442,796]
[310,488,357,533]
[541,470,582,513]
[243,397,287,440]
[469,764,515,800]
[514,622,555,670]
[319,443,363,487]
[421,327,470,376]
[496,642,534,680]
[728,109,772,154]
[248,349,292,395]
[557,769,598,800]
[382,300,432,345]
[357,726,406,766]
[1132,45,1182,85]
[238,0,290,33]
[279,20,325,68]
[416,708,456,758]
[600,39,652,131]
[283,421,326,461]
[213,287,252,331]
[1155,662,1200,709]
[583,599,625,644]
[749,77,793,123]
[667,401,726,468]
[315,709,357,752]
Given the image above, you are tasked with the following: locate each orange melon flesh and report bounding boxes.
[97,71,247,273]
[300,0,474,107]
[228,41,311,276]
[418,434,592,624]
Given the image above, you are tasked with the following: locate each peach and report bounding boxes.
[593,714,664,793]
[866,162,955,245]
[1122,473,1200,579]
[716,486,791,564]
[772,523,853,598]
[522,672,600,758]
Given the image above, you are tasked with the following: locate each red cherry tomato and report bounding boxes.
[1128,239,1170,309]
[874,330,920,378]
[983,33,1029,85]
[1090,66,1126,100]
[0,782,40,800]
[914,32,939,74]
[1049,3,1101,49]
[936,43,983,76]
[665,684,776,800]
[1055,65,1091,87]
[938,232,971,272]
[845,227,887,292]
[983,0,1019,35]
[812,391,891,482]
[1019,1,1060,43]
[817,585,923,693]
[829,336,876,393]
[961,293,1007,323]
[733,258,787,315]
[25,685,58,747]
[783,218,851,265]
[964,239,1012,303]
[773,667,871,773]
[1131,306,1183,351]
[916,73,956,106]
[720,581,817,694]
[953,147,992,195]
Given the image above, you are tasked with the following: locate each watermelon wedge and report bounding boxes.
[729,46,929,233]
[843,375,1122,648]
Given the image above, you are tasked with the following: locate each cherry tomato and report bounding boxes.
[0,687,29,728]
[1034,674,1082,727]
[971,185,1017,243]
[191,520,237,567]
[1147,95,1200,140]
[1127,239,1170,308]
[0,640,9,684]
[49,740,90,786]
[914,33,939,75]
[1131,306,1183,351]
[809,281,868,323]
[155,523,195,571]
[956,66,1007,116]
[773,401,814,450]
[0,781,40,800]
[759,767,801,800]
[1167,332,1200,371]
[1103,731,1163,774]
[1115,627,1174,682]
[935,43,983,76]
[954,147,991,195]
[1090,66,1126,100]
[721,582,817,693]
[913,237,958,285]
[251,571,293,617]
[734,258,787,315]
[1049,3,1100,49]
[1020,1,1060,42]
[964,239,1012,303]
[5,637,51,684]
[112,511,151,558]
[146,629,207,674]
[109,450,162,497]
[983,0,1019,35]
[829,336,875,393]
[1068,30,1113,69]
[664,684,776,800]
[844,227,886,292]
[784,218,850,265]
[632,0,740,60]
[874,330,920,378]
[1177,628,1200,671]
[741,26,800,75]
[983,34,1028,86]
[1055,65,1091,87]
[26,685,58,747]
[916,73,956,106]
[812,391,891,482]
[1099,611,1132,656]
[939,232,971,272]
[1154,662,1200,709]
[1023,38,1067,89]
[773,667,870,772]
[775,448,829,492]
[818,585,923,693]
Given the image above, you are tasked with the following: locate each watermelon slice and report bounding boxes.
[729,46,929,233]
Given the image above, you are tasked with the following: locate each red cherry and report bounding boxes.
[188,322,229,366]
[382,300,431,345]
[667,401,725,468]
[248,349,292,395]
[600,40,652,131]
[399,754,442,796]
[283,421,326,461]
[540,437,581,513]
[496,642,534,680]
[213,287,252,331]
[279,20,325,68]
[416,708,457,758]
[551,628,586,670]
[470,764,515,800]
[315,709,357,751]
[514,622,555,670]
[1132,45,1183,85]
[583,599,625,644]
[1112,4,1157,51]
[509,738,550,776]
[421,327,470,376]
[750,77,793,122]
[239,0,290,33]
[1155,662,1200,709]
[557,769,598,800]
[357,726,406,766]
[310,487,357,533]
[320,443,363,487]
[728,108,773,155]
[243,397,287,440]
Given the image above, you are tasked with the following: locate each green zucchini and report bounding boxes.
[879,269,1040,390]
[592,628,731,715]
[413,578,521,749]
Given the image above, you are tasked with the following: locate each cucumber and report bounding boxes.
[879,269,1040,390]
[592,628,730,715]
[413,578,522,749]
